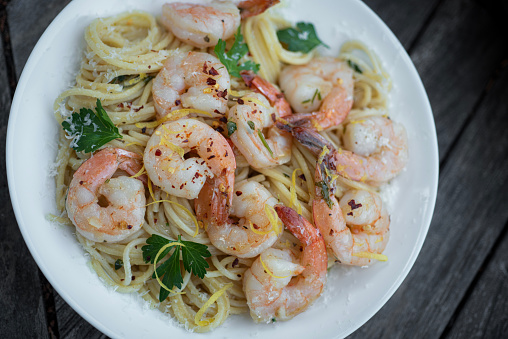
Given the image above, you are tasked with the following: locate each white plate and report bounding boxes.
[7,0,438,337]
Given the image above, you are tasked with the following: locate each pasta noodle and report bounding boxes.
[53,6,392,333]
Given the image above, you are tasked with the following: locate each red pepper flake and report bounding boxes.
[202,62,208,74]
[148,65,151,69]
[206,77,216,86]
[214,109,222,115]
[132,276,136,280]
[217,89,228,98]
[253,223,260,229]
[207,155,216,160]
[127,225,133,229]
[329,229,334,236]
[348,199,362,210]
[154,219,158,223]
[141,127,147,134]
[133,105,144,112]
[237,98,244,105]
[117,103,124,108]
[155,149,162,156]
[79,181,84,185]
[209,67,219,76]
[232,258,239,267]
[175,99,181,106]
[299,174,306,181]
[271,113,276,122]
[180,184,185,189]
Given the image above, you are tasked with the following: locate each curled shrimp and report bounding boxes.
[280,57,354,130]
[143,119,235,225]
[162,0,279,48]
[243,205,327,322]
[152,50,230,119]
[229,92,292,169]
[286,116,408,185]
[313,163,389,266]
[66,148,146,243]
[206,180,281,258]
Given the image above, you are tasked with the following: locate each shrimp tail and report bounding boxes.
[241,70,292,117]
[237,0,280,18]
[274,205,323,246]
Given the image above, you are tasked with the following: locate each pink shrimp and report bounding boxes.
[243,205,327,322]
[161,0,279,48]
[279,57,354,130]
[284,116,408,186]
[66,148,146,243]
[313,162,389,266]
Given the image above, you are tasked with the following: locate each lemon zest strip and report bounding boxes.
[259,256,291,279]
[264,204,283,235]
[130,164,146,179]
[147,177,156,202]
[352,252,388,261]
[194,283,233,326]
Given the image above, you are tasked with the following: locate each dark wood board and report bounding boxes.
[350,56,508,338]
[363,0,441,50]
[408,0,508,162]
[7,0,71,79]
[446,223,508,339]
[0,12,49,339]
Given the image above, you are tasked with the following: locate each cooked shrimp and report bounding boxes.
[241,70,292,118]
[152,50,230,119]
[229,92,291,168]
[287,116,408,185]
[280,57,354,130]
[143,119,235,225]
[313,163,389,266]
[66,148,146,243]
[339,189,389,235]
[206,180,281,258]
[243,205,327,322]
[161,0,278,48]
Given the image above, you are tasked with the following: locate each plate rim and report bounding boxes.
[6,0,439,337]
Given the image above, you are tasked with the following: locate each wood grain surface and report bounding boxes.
[1,0,507,338]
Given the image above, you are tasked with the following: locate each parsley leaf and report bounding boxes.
[114,259,123,270]
[247,121,256,130]
[277,22,329,53]
[61,99,122,153]
[347,60,363,74]
[142,234,211,302]
[214,26,260,78]
[227,121,237,136]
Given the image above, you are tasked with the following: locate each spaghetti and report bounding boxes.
[53,5,394,333]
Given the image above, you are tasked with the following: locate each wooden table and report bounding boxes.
[1,0,507,337]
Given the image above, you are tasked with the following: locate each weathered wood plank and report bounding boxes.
[446,223,508,339]
[350,57,508,337]
[6,0,104,337]
[54,292,108,339]
[7,0,71,79]
[408,0,508,162]
[363,0,441,49]
[0,18,49,339]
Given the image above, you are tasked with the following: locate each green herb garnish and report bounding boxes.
[214,26,260,77]
[258,130,273,157]
[347,60,363,74]
[142,234,211,302]
[316,181,333,209]
[247,121,255,130]
[114,259,123,270]
[227,121,237,136]
[61,99,122,153]
[277,22,328,53]
[302,89,321,104]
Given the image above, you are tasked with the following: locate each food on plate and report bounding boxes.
[52,0,407,332]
